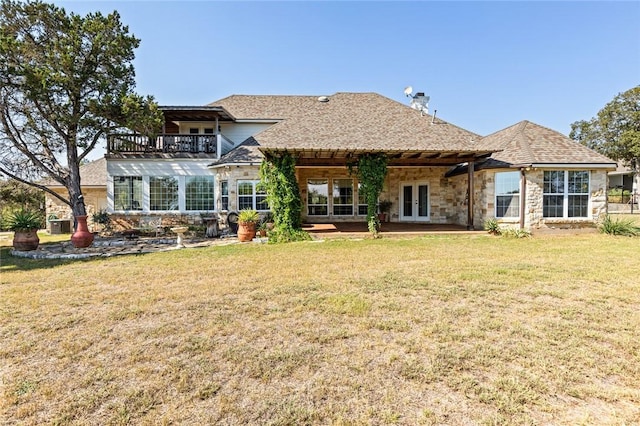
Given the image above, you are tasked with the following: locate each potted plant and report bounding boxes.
[378,199,392,223]
[5,209,43,251]
[237,209,259,242]
[92,209,111,234]
[257,212,274,237]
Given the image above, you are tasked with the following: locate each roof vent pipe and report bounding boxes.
[431,110,437,124]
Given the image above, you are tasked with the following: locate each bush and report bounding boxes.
[238,209,260,224]
[501,228,531,239]
[483,218,501,235]
[267,227,311,244]
[4,209,44,231]
[599,215,640,236]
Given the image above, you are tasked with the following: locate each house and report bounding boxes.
[44,157,107,232]
[105,92,617,232]
[608,164,639,212]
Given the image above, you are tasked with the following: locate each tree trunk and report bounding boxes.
[67,144,87,230]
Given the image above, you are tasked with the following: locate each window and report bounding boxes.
[220,180,229,210]
[237,180,268,211]
[543,171,589,218]
[568,171,589,217]
[357,182,367,216]
[150,176,179,211]
[186,176,214,211]
[307,179,328,216]
[333,178,354,215]
[495,172,520,218]
[114,176,142,210]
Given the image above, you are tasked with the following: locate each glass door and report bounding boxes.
[400,182,430,221]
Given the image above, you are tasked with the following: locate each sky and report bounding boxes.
[56,0,639,140]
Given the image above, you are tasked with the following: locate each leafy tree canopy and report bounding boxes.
[0,0,162,217]
[570,86,640,171]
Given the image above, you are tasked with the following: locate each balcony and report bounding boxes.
[107,134,220,156]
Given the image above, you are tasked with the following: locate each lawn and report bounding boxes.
[1,233,639,425]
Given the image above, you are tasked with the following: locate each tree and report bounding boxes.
[570,86,640,172]
[0,0,162,221]
[0,178,44,230]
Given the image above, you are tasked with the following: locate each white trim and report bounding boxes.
[399,181,430,222]
[531,163,616,169]
[208,162,261,169]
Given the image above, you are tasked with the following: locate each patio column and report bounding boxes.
[520,168,527,229]
[467,161,475,230]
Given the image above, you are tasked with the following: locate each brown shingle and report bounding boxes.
[479,121,616,166]
[43,157,107,187]
[212,93,482,153]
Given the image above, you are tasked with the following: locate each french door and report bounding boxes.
[400,182,430,221]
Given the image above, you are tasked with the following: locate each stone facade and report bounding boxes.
[45,187,107,232]
[294,166,475,226]
[478,168,609,231]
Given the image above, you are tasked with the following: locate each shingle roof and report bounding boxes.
[43,157,107,187]
[212,93,483,153]
[210,137,264,166]
[478,121,616,166]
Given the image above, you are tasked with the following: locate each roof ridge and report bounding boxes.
[518,121,537,163]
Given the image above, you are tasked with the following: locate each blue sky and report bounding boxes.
[58,1,639,137]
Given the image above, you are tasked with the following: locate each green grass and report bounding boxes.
[2,234,640,424]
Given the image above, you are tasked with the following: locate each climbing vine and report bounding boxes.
[349,153,388,237]
[259,152,309,243]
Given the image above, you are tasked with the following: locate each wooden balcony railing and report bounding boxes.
[107,134,219,155]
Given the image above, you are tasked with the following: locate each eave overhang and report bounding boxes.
[260,148,496,167]
[159,106,235,122]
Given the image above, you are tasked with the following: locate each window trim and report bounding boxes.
[543,170,590,219]
[332,178,354,216]
[307,178,329,217]
[149,176,179,212]
[237,180,268,212]
[494,171,520,218]
[185,176,215,212]
[113,176,143,212]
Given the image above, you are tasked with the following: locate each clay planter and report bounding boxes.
[71,215,95,248]
[12,230,40,251]
[237,221,257,242]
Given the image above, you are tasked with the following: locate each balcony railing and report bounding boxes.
[107,134,219,155]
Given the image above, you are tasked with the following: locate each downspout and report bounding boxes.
[467,161,475,230]
[520,168,527,229]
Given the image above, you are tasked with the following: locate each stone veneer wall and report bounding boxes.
[524,169,608,230]
[295,167,474,225]
[212,165,261,213]
[45,187,107,232]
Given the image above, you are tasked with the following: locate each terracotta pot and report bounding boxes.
[13,230,39,251]
[71,215,95,248]
[237,222,256,242]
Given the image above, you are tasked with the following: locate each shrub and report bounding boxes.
[238,209,260,224]
[483,218,501,235]
[4,209,44,231]
[599,215,640,236]
[501,228,531,239]
[267,227,311,243]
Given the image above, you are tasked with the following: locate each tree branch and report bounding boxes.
[0,166,71,207]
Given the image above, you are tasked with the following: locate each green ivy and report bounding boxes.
[349,153,388,237]
[259,152,308,242]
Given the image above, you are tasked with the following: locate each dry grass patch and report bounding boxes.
[2,234,640,424]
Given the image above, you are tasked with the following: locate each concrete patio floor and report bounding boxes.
[302,222,483,238]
